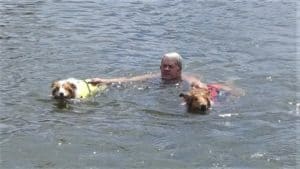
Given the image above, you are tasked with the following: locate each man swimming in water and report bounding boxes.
[88,52,206,88]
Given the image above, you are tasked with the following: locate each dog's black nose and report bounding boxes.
[200,105,207,111]
[59,92,64,97]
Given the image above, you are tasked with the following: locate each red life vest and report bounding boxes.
[207,84,222,100]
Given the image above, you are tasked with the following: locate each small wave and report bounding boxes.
[251,152,265,159]
[218,113,239,118]
[287,102,300,116]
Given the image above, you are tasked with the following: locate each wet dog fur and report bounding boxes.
[51,79,77,99]
[179,86,212,113]
[51,78,106,100]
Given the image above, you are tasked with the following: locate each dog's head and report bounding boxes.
[179,88,211,113]
[51,80,76,99]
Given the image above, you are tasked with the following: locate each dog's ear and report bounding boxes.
[179,93,191,102]
[69,83,77,89]
[179,93,189,99]
[206,97,211,108]
[51,81,58,88]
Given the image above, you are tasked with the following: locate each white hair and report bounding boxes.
[161,52,183,70]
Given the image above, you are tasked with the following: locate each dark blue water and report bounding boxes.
[0,0,299,168]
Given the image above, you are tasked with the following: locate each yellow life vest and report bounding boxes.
[77,80,107,99]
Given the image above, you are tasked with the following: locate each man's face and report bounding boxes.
[160,58,181,80]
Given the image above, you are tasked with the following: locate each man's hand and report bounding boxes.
[191,81,207,89]
[85,78,107,85]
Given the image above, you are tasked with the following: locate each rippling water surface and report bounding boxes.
[0,0,299,168]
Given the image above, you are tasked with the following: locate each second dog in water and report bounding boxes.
[51,78,107,100]
[180,82,242,113]
[179,86,212,113]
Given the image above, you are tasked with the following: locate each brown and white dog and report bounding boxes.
[51,78,107,100]
[180,82,243,113]
[179,86,212,113]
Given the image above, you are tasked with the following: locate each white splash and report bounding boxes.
[219,113,239,117]
[251,152,265,158]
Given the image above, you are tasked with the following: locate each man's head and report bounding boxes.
[160,52,182,81]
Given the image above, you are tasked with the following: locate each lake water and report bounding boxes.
[0,0,299,168]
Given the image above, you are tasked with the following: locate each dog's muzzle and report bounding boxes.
[54,92,68,99]
[199,105,208,111]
